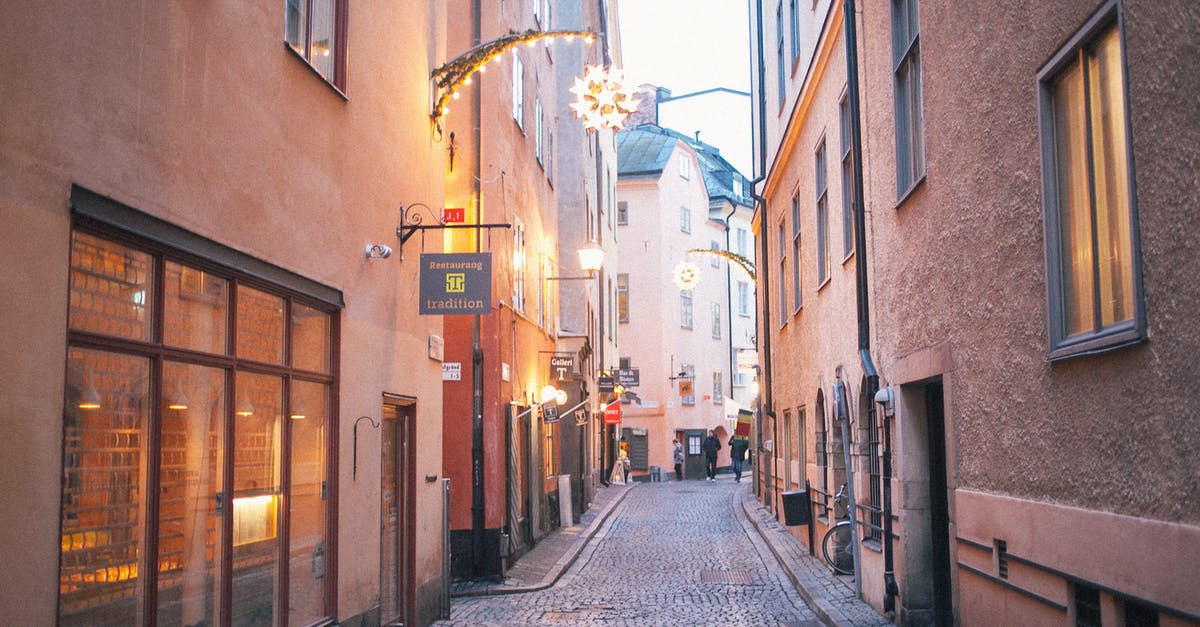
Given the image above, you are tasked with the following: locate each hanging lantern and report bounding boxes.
[569,65,638,130]
[672,261,701,291]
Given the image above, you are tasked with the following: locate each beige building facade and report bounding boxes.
[1,2,451,626]
[752,0,1200,625]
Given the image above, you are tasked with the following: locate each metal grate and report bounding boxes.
[701,569,756,584]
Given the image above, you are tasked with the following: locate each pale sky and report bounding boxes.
[618,0,751,97]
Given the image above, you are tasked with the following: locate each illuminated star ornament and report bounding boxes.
[672,261,701,291]
[569,65,638,130]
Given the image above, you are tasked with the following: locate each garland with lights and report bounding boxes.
[686,248,756,281]
[431,29,597,125]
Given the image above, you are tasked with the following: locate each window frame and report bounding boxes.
[711,302,722,339]
[776,1,786,106]
[285,0,350,94]
[512,54,525,131]
[1037,0,1144,360]
[791,190,803,313]
[680,291,694,330]
[680,206,692,233]
[891,0,926,199]
[62,187,340,625]
[815,137,830,287]
[617,273,630,323]
[840,91,857,260]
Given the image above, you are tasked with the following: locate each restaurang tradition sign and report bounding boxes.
[419,253,491,315]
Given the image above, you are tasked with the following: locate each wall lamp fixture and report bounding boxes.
[547,244,605,280]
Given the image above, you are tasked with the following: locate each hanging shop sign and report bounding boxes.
[598,374,615,393]
[679,380,693,397]
[549,354,576,381]
[603,402,621,424]
[419,253,491,315]
[542,402,560,423]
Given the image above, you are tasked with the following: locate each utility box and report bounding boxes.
[557,474,573,526]
[781,488,811,526]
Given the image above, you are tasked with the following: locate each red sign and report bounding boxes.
[603,402,621,425]
[443,207,466,223]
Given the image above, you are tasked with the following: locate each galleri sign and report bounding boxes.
[419,253,492,315]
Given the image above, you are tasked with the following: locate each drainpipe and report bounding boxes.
[842,0,897,612]
[724,203,737,401]
[751,0,773,510]
[470,0,486,578]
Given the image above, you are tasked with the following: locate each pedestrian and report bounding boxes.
[672,438,684,481]
[620,447,631,483]
[701,429,721,481]
[729,436,750,482]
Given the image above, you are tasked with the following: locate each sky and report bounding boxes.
[617,0,754,176]
[618,0,751,95]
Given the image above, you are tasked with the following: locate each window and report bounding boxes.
[892,0,925,196]
[61,200,337,626]
[733,176,744,199]
[544,422,556,479]
[680,206,692,233]
[535,98,544,165]
[711,302,722,338]
[789,0,801,64]
[1039,4,1143,359]
[617,201,629,225]
[710,241,722,267]
[680,291,694,329]
[736,227,750,256]
[791,191,802,312]
[512,219,526,313]
[512,54,525,130]
[285,0,347,91]
[840,93,857,257]
[712,371,724,404]
[679,154,691,180]
[778,221,788,323]
[737,281,751,316]
[776,2,786,105]
[816,139,830,286]
[617,273,630,323]
[865,383,882,541]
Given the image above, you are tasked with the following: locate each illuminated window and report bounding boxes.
[1039,2,1143,359]
[285,0,348,91]
[61,189,337,626]
[617,273,629,323]
[513,54,525,130]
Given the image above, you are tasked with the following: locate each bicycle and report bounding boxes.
[821,483,855,575]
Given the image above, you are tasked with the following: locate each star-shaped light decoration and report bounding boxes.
[569,65,638,130]
[672,261,702,291]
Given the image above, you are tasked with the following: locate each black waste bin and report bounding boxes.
[781,488,811,526]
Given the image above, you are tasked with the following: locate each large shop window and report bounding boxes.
[60,194,339,626]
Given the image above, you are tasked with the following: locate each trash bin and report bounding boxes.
[781,488,811,526]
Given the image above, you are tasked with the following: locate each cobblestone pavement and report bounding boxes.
[435,479,823,626]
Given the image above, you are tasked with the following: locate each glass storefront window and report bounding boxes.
[237,286,285,365]
[60,347,150,627]
[164,262,229,354]
[288,380,329,624]
[68,232,153,341]
[157,362,226,627]
[291,303,331,374]
[63,227,336,626]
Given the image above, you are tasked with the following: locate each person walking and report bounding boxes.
[672,439,684,481]
[701,430,721,481]
[728,436,750,482]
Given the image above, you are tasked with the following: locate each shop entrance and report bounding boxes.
[381,398,415,627]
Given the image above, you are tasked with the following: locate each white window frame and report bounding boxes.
[512,54,525,130]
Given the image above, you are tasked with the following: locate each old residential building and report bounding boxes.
[751,0,1200,625]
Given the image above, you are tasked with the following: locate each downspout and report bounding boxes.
[842,0,897,612]
[470,0,486,578]
[724,203,737,400]
[751,0,774,510]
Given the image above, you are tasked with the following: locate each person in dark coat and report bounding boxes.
[729,437,750,482]
[701,430,721,481]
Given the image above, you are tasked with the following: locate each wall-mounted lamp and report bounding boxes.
[540,385,568,406]
[548,244,605,281]
[365,244,392,259]
[78,374,102,411]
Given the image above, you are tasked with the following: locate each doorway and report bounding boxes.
[680,430,706,480]
[380,398,415,626]
[900,380,953,626]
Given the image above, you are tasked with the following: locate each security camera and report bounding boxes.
[365,244,392,259]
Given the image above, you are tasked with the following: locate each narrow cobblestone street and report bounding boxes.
[436,480,822,626]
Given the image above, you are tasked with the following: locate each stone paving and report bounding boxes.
[436,475,892,626]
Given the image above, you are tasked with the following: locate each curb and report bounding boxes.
[450,483,635,598]
[739,488,847,627]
